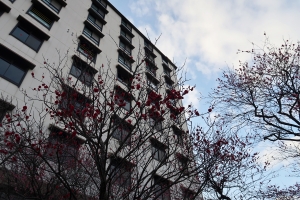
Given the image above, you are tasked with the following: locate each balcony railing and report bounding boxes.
[87,16,103,31]
[148,81,158,91]
[28,7,53,29]
[145,42,153,52]
[118,57,131,71]
[121,20,132,32]
[166,83,173,89]
[164,70,171,77]
[120,30,132,43]
[96,0,107,8]
[91,4,105,19]
[119,46,131,56]
[146,66,156,77]
[78,45,95,62]
[42,0,60,13]
[83,29,99,45]
[162,59,168,66]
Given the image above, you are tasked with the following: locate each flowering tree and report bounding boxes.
[211,39,300,142]
[209,38,300,199]
[189,115,272,200]
[0,45,207,200]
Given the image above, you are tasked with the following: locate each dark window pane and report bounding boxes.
[4,65,25,85]
[11,27,29,43]
[70,65,81,78]
[26,35,41,51]
[0,58,10,75]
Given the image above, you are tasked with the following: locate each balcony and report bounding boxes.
[118,55,132,71]
[86,14,103,31]
[42,0,61,13]
[146,65,157,78]
[166,83,173,90]
[83,28,100,45]
[121,20,132,32]
[164,68,171,78]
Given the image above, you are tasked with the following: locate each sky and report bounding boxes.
[109,0,300,189]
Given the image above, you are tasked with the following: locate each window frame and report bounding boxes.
[83,26,101,45]
[118,53,132,71]
[42,0,62,13]
[10,25,44,52]
[27,5,54,29]
[87,14,103,31]
[0,99,14,123]
[120,29,132,43]
[173,127,184,146]
[45,128,82,165]
[119,40,132,55]
[111,159,132,188]
[69,60,96,87]
[91,3,105,19]
[112,123,131,145]
[154,176,171,200]
[77,42,97,63]
[151,140,167,162]
[114,88,131,111]
[0,57,27,86]
[149,117,163,132]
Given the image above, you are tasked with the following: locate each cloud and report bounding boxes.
[130,0,300,77]
[182,86,201,110]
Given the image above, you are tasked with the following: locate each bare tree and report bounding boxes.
[210,38,300,142]
[0,43,204,200]
[190,115,272,200]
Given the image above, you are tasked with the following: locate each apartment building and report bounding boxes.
[0,0,201,199]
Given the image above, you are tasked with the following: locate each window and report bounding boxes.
[117,67,132,87]
[118,53,131,70]
[11,25,43,52]
[170,109,180,124]
[87,14,103,31]
[77,41,97,62]
[165,77,173,90]
[121,19,132,32]
[120,29,132,43]
[45,128,82,165]
[42,0,62,13]
[0,58,27,86]
[146,63,157,77]
[69,56,97,86]
[114,88,131,111]
[144,40,153,52]
[182,188,195,200]
[83,26,100,45]
[154,176,171,200]
[173,127,183,145]
[151,140,166,162]
[178,155,189,175]
[145,52,155,64]
[147,77,158,91]
[91,3,105,19]
[111,159,132,188]
[28,5,54,29]
[163,66,171,77]
[59,86,91,120]
[119,40,131,55]
[0,44,35,86]
[149,117,163,132]
[112,119,132,145]
[0,99,14,123]
[95,0,107,8]
[162,56,169,66]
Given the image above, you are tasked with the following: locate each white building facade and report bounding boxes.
[0,0,201,199]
